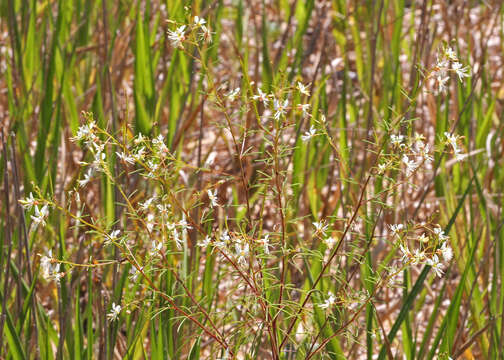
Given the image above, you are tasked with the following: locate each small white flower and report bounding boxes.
[133,146,146,161]
[253,88,269,106]
[139,197,155,212]
[39,251,64,282]
[106,229,121,244]
[433,226,449,241]
[199,25,213,44]
[198,235,212,248]
[389,224,404,237]
[235,242,249,265]
[427,255,444,277]
[215,230,231,248]
[146,213,155,232]
[134,133,146,144]
[19,192,37,210]
[172,228,183,250]
[399,243,411,262]
[193,16,206,27]
[259,234,271,254]
[297,81,310,96]
[412,248,426,265]
[313,220,328,235]
[452,62,470,81]
[116,151,135,165]
[301,126,317,142]
[439,242,453,263]
[402,155,418,176]
[225,87,240,101]
[78,168,93,188]
[298,103,311,118]
[273,98,289,120]
[444,47,458,61]
[150,240,163,255]
[107,302,121,321]
[207,189,219,207]
[31,205,49,228]
[390,134,404,147]
[377,163,387,174]
[436,73,450,94]
[167,25,186,48]
[418,233,429,243]
[319,291,336,309]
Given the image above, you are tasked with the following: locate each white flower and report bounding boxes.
[19,192,37,210]
[133,146,146,161]
[418,233,429,243]
[319,291,336,309]
[72,122,96,142]
[259,234,271,254]
[129,266,142,282]
[313,220,328,235]
[390,134,404,147]
[134,133,146,144]
[439,242,453,263]
[235,242,249,265]
[198,235,212,248]
[172,228,183,250]
[193,16,206,27]
[106,229,121,244]
[167,25,186,48]
[377,163,387,174]
[444,132,465,161]
[107,302,121,321]
[199,25,213,44]
[253,88,269,106]
[301,126,317,142]
[298,103,311,118]
[426,255,444,277]
[402,155,417,176]
[444,46,458,61]
[436,73,450,94]
[389,224,404,237]
[139,197,155,212]
[31,205,49,228]
[150,240,163,255]
[297,81,310,96]
[116,151,135,165]
[178,214,192,231]
[208,189,219,207]
[412,248,426,265]
[273,98,289,120]
[146,213,155,232]
[225,87,240,101]
[215,230,231,248]
[39,251,64,282]
[399,243,411,262]
[452,62,470,81]
[78,168,93,188]
[433,226,449,241]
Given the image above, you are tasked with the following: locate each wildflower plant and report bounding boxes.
[2,3,499,360]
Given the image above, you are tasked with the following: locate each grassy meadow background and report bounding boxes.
[1,0,504,359]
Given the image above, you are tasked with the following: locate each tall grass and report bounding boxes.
[1,0,504,359]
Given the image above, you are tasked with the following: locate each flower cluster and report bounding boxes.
[39,251,64,283]
[431,45,471,94]
[391,223,453,277]
[167,16,212,49]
